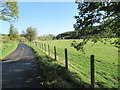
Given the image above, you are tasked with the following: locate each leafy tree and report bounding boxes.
[21,30,26,37]
[9,24,14,35]
[0,0,19,22]
[38,34,55,41]
[18,37,28,43]
[9,24,19,40]
[0,34,10,43]
[73,1,120,51]
[25,27,37,42]
[56,31,80,39]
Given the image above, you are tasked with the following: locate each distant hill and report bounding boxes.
[56,31,80,39]
[56,26,111,40]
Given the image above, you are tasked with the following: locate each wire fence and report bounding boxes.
[32,42,96,88]
[29,41,118,88]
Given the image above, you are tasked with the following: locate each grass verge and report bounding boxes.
[26,43,91,88]
[36,40,118,88]
[0,42,18,60]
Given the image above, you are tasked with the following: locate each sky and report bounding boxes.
[1,2,78,36]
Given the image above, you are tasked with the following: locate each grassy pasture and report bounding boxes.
[0,42,18,59]
[37,39,118,88]
[27,43,90,88]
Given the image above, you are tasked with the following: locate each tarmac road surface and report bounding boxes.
[2,43,43,88]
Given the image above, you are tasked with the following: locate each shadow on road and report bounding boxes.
[2,43,44,88]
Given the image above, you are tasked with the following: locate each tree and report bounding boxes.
[9,24,19,40]
[43,34,55,40]
[25,27,37,42]
[21,30,26,37]
[73,1,120,51]
[9,24,14,35]
[0,0,19,22]
[38,34,55,41]
[1,34,10,43]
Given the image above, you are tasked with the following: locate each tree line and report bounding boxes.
[10,24,37,42]
[1,0,119,49]
[1,24,56,43]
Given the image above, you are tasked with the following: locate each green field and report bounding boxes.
[36,39,118,88]
[0,42,18,59]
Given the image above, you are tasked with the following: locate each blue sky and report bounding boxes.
[1,2,78,36]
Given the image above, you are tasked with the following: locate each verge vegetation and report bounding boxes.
[0,41,18,60]
[34,39,118,88]
[26,43,91,88]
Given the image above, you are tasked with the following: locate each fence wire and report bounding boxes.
[32,42,118,88]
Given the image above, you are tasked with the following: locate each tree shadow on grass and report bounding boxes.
[30,45,118,89]
[35,54,91,88]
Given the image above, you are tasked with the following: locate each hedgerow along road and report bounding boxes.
[2,43,43,88]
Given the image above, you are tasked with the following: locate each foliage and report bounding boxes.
[24,27,37,42]
[20,30,26,37]
[0,0,19,22]
[38,39,118,88]
[38,34,55,41]
[73,1,120,50]
[0,34,10,43]
[56,31,80,39]
[8,24,19,41]
[17,37,28,43]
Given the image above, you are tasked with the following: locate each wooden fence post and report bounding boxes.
[90,55,95,88]
[44,44,46,52]
[41,43,42,50]
[48,45,50,56]
[35,42,37,46]
[54,46,57,60]
[40,43,42,50]
[42,44,43,50]
[42,44,44,51]
[40,43,41,49]
[65,48,68,69]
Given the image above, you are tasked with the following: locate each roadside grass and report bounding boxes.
[26,43,91,88]
[36,39,118,88]
[0,41,18,59]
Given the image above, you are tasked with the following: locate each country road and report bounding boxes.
[2,43,43,88]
